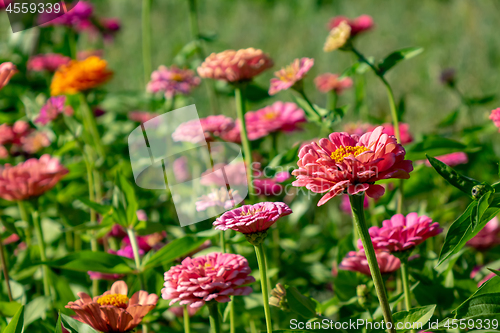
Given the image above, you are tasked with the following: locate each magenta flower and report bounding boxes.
[314,73,353,94]
[27,54,71,72]
[40,1,93,28]
[378,123,413,145]
[172,115,236,143]
[0,154,68,201]
[253,169,291,197]
[339,250,400,276]
[269,58,314,95]
[35,96,74,125]
[423,152,468,167]
[147,65,201,98]
[0,62,17,90]
[162,252,255,308]
[292,126,413,206]
[467,217,500,251]
[196,187,243,212]
[214,202,292,234]
[490,108,500,131]
[360,213,442,252]
[328,15,374,37]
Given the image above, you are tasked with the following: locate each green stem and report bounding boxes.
[400,261,413,310]
[254,243,272,333]
[249,318,257,333]
[327,90,338,127]
[17,201,32,247]
[270,132,278,159]
[67,29,77,59]
[32,209,50,297]
[126,228,143,283]
[229,299,235,333]
[142,0,152,86]
[349,194,395,333]
[220,230,226,253]
[208,302,222,333]
[234,86,255,199]
[79,94,106,159]
[297,89,321,119]
[0,226,13,301]
[184,305,191,333]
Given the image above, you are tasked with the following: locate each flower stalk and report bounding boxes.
[183,305,191,333]
[0,224,13,301]
[17,201,32,247]
[208,301,222,333]
[33,209,50,297]
[400,260,415,333]
[254,242,273,333]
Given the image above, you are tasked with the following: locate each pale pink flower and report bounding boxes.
[361,212,442,252]
[339,250,400,276]
[378,123,413,145]
[343,122,373,137]
[173,156,191,183]
[0,155,68,201]
[20,131,51,154]
[136,209,148,221]
[314,73,353,94]
[0,62,17,90]
[200,162,247,187]
[214,202,292,234]
[35,96,74,125]
[490,108,500,131]
[467,217,500,251]
[292,126,413,206]
[147,65,201,98]
[27,54,71,72]
[172,115,236,143]
[423,152,468,167]
[66,280,158,333]
[162,252,254,308]
[128,111,158,123]
[269,58,314,95]
[197,48,273,82]
[196,187,243,212]
[328,15,374,37]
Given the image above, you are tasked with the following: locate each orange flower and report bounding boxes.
[50,56,113,95]
[66,280,158,333]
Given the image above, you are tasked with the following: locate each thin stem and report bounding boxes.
[400,261,413,315]
[270,132,278,159]
[79,94,106,159]
[33,209,50,297]
[327,90,338,127]
[220,230,226,253]
[229,299,235,333]
[249,318,257,333]
[183,306,191,333]
[126,228,143,282]
[0,227,13,301]
[349,194,395,333]
[207,302,222,333]
[254,243,272,333]
[297,89,321,119]
[67,29,77,59]
[17,201,32,247]
[142,0,152,86]
[234,86,255,199]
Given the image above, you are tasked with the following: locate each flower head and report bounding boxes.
[324,21,351,52]
[214,202,292,234]
[423,152,468,167]
[35,96,74,125]
[379,123,413,145]
[196,187,243,212]
[147,65,201,98]
[128,111,158,123]
[50,56,113,95]
[172,115,236,143]
[28,54,71,72]
[361,212,442,252]
[40,1,93,28]
[328,15,374,36]
[162,252,254,308]
[490,108,500,131]
[269,58,314,95]
[467,217,500,251]
[0,120,50,157]
[314,73,353,94]
[0,62,17,90]
[292,126,413,206]
[66,280,158,333]
[197,48,273,82]
[0,155,68,201]
[339,250,400,276]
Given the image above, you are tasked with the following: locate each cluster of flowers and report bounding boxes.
[0,120,50,159]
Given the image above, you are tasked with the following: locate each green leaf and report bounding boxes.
[393,304,436,332]
[61,313,99,333]
[341,58,372,78]
[438,110,460,127]
[115,174,139,228]
[454,276,500,313]
[465,94,496,106]
[268,144,300,171]
[245,83,270,102]
[455,293,500,321]
[0,301,22,317]
[54,313,63,333]
[144,236,208,269]
[406,136,470,161]
[293,96,321,123]
[426,155,481,198]
[3,305,24,333]
[25,296,51,327]
[77,197,112,215]
[378,47,423,75]
[285,286,317,319]
[43,251,134,273]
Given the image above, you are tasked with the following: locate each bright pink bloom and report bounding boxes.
[27,54,70,72]
[423,152,468,167]
[128,111,158,123]
[253,169,291,197]
[339,250,400,276]
[196,187,243,212]
[314,73,353,94]
[0,62,17,90]
[172,115,236,144]
[41,1,93,28]
[197,48,273,82]
[269,58,314,95]
[361,212,442,252]
[467,217,500,251]
[328,15,374,37]
[147,65,201,98]
[214,202,292,234]
[0,155,68,201]
[162,252,254,308]
[378,123,413,145]
[490,108,500,131]
[292,126,413,206]
[35,96,74,125]
[340,194,369,214]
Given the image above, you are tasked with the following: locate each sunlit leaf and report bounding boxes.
[3,305,24,333]
[378,47,423,75]
[393,304,436,332]
[43,251,135,273]
[144,236,209,269]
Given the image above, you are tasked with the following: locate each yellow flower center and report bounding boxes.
[240,207,263,216]
[330,145,370,163]
[277,66,296,82]
[171,73,184,82]
[263,111,278,121]
[97,294,129,308]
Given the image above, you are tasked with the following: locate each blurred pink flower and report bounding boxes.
[467,217,500,251]
[27,54,71,72]
[173,156,191,183]
[128,111,158,123]
[328,15,374,37]
[168,306,199,318]
[35,96,74,125]
[378,123,413,145]
[2,233,20,245]
[196,187,243,212]
[0,120,49,157]
[339,250,400,276]
[21,131,51,154]
[78,50,104,60]
[253,170,290,197]
[41,1,93,28]
[197,48,273,82]
[162,252,254,308]
[314,73,353,94]
[147,65,201,98]
[123,231,167,253]
[361,212,442,252]
[423,152,468,167]
[490,108,500,131]
[200,162,247,187]
[0,154,68,201]
[116,245,144,259]
[172,115,236,143]
[340,194,369,214]
[108,224,127,238]
[136,209,148,221]
[0,62,17,90]
[292,126,413,206]
[343,122,373,137]
[214,202,292,234]
[269,58,314,95]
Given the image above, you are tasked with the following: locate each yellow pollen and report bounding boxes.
[171,73,184,81]
[263,111,278,120]
[97,294,129,308]
[277,66,296,82]
[330,145,370,163]
[240,207,263,216]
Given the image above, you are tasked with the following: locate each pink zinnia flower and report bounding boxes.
[467,217,500,251]
[162,252,255,308]
[314,73,353,94]
[328,15,374,37]
[0,155,68,201]
[35,96,74,125]
[253,169,291,197]
[269,58,314,95]
[423,152,468,167]
[197,48,273,82]
[378,123,413,145]
[27,54,71,72]
[108,224,127,238]
[66,280,158,333]
[173,156,191,183]
[147,65,201,98]
[343,122,373,137]
[292,126,413,206]
[128,111,158,123]
[214,202,292,234]
[196,187,243,212]
[361,212,442,252]
[20,131,51,154]
[40,1,93,28]
[0,62,17,90]
[172,115,236,143]
[490,108,500,131]
[339,250,400,276]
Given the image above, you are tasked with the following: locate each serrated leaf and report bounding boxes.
[393,304,436,332]
[3,305,24,333]
[378,47,423,75]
